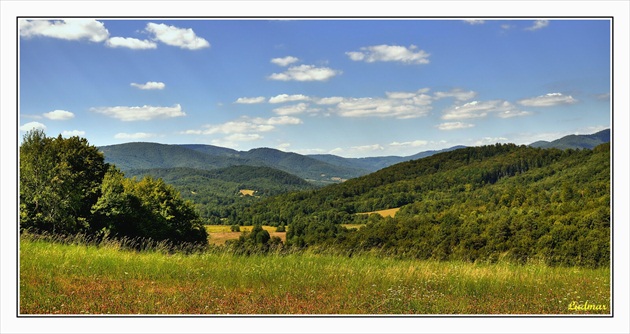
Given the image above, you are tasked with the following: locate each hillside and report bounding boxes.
[99,142,366,184]
[125,165,316,223]
[234,143,610,267]
[529,129,610,149]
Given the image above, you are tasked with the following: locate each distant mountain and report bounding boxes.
[529,129,610,149]
[99,142,367,185]
[308,145,467,172]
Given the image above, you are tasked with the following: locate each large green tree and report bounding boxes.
[20,130,108,234]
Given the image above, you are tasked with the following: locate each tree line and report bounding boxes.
[19,130,208,248]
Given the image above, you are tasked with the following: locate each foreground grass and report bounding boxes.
[20,236,610,315]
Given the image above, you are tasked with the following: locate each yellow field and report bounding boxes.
[358,207,400,218]
[205,225,286,246]
[239,189,256,196]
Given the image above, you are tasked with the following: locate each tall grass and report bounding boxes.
[20,234,610,315]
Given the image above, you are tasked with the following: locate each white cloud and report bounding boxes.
[223,133,263,142]
[61,130,86,137]
[114,132,157,140]
[436,122,475,130]
[268,64,341,81]
[314,97,345,105]
[474,137,509,146]
[271,56,299,66]
[106,37,157,49]
[389,140,428,148]
[517,93,577,107]
[19,122,46,132]
[525,20,549,31]
[496,110,533,118]
[19,19,109,42]
[267,116,303,125]
[91,104,185,121]
[346,44,430,65]
[433,88,477,101]
[330,144,385,157]
[442,100,518,120]
[130,81,166,90]
[463,20,485,25]
[336,90,432,119]
[273,103,309,115]
[235,96,266,104]
[269,94,311,104]
[145,23,210,50]
[43,109,74,120]
[277,143,291,151]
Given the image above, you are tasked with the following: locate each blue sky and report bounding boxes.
[19,18,611,158]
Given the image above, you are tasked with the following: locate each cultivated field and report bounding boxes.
[358,207,401,218]
[205,225,286,245]
[19,235,610,315]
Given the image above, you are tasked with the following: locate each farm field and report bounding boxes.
[358,207,401,218]
[205,225,286,245]
[19,235,610,315]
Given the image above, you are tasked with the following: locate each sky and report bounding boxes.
[18,18,611,158]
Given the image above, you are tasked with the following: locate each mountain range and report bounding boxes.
[99,128,609,185]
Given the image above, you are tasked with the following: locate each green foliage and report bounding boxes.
[124,166,315,223]
[226,224,282,254]
[235,143,611,267]
[20,131,207,247]
[20,130,108,235]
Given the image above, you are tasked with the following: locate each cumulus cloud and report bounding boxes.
[496,110,533,118]
[273,103,309,116]
[517,93,577,107]
[271,56,299,66]
[130,81,166,90]
[525,20,549,31]
[463,20,485,25]
[442,100,523,120]
[433,88,477,102]
[19,121,46,132]
[268,64,341,81]
[145,23,210,50]
[61,130,86,137]
[269,94,311,104]
[330,144,385,157]
[389,140,428,148]
[91,104,185,121]
[106,37,157,49]
[436,122,475,131]
[314,96,345,105]
[346,44,430,65]
[43,109,74,120]
[183,116,302,136]
[336,89,432,119]
[114,132,157,140]
[234,96,266,104]
[19,19,109,42]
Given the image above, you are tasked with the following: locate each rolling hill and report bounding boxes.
[529,129,610,149]
[99,143,368,185]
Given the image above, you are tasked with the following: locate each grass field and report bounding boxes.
[19,235,610,315]
[239,189,256,196]
[205,225,286,245]
[358,207,401,218]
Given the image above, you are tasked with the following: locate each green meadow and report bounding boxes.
[19,235,610,315]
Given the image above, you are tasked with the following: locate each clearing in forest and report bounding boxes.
[358,207,400,218]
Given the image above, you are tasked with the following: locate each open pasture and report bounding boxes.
[20,235,610,315]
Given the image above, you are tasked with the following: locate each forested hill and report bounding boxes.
[125,165,316,223]
[529,129,610,149]
[99,142,368,184]
[233,143,610,267]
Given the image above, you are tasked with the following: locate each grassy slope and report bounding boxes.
[20,236,610,315]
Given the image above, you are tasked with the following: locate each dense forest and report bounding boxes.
[231,143,611,267]
[125,166,315,223]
